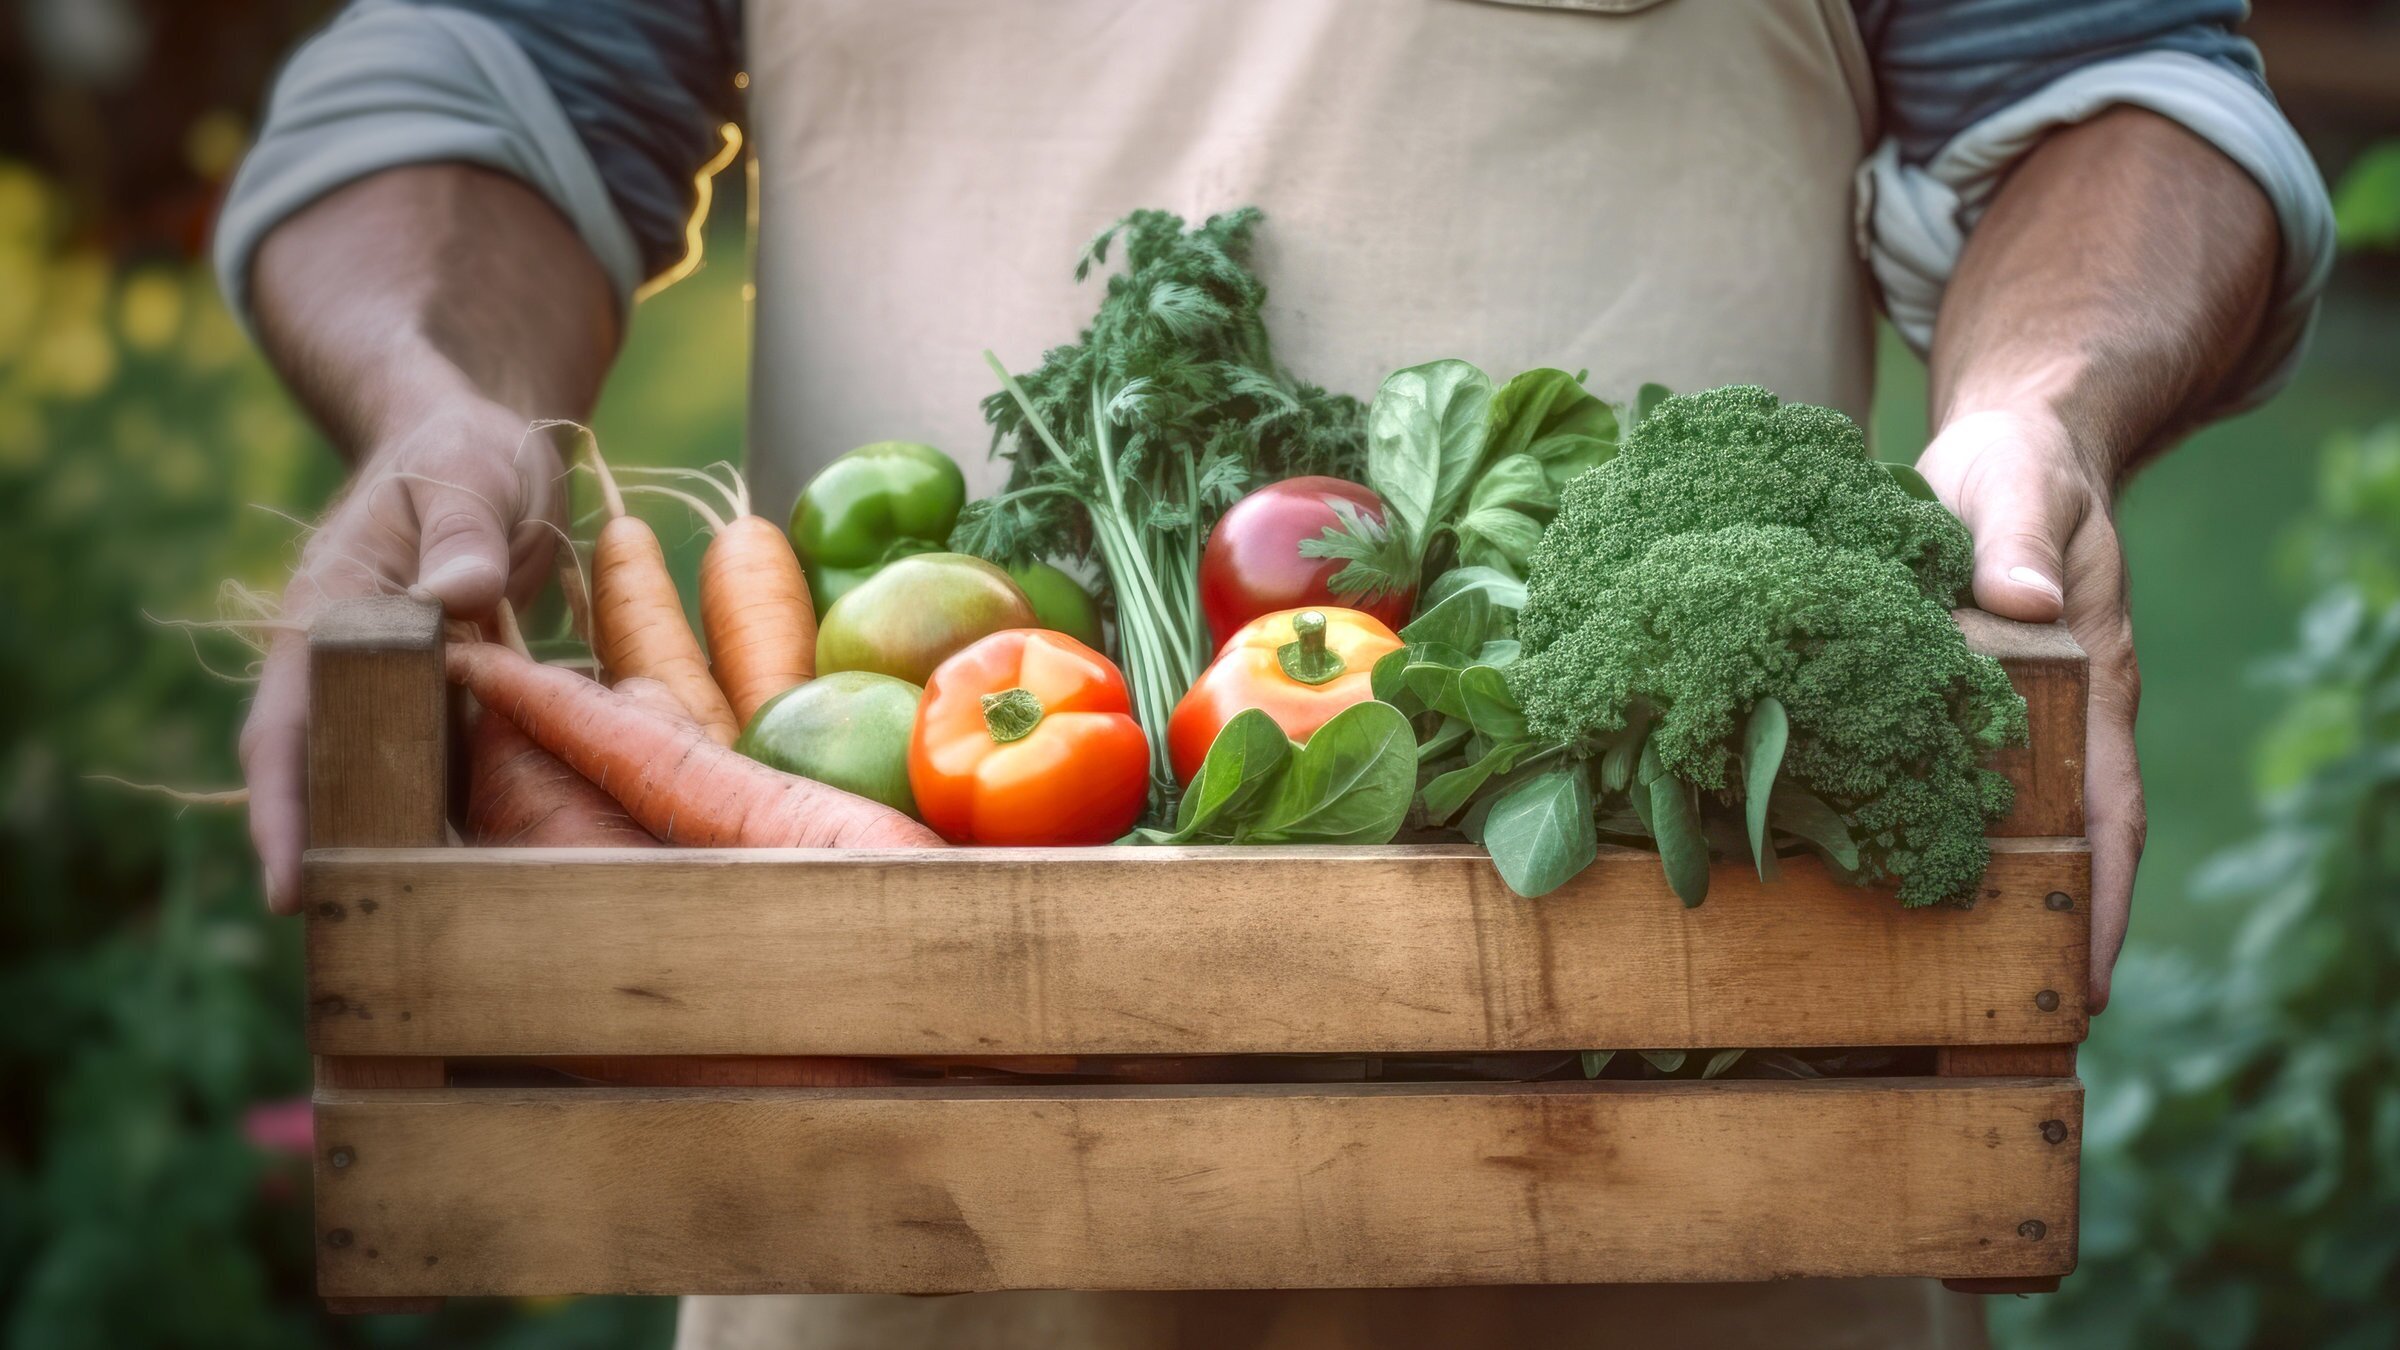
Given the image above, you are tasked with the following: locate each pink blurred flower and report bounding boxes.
[242,1096,313,1156]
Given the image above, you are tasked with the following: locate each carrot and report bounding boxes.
[449,640,942,849]
[466,705,657,847]
[584,441,742,745]
[464,603,657,847]
[625,464,816,725]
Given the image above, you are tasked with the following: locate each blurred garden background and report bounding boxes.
[2,1,2395,1346]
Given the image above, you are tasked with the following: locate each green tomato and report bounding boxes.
[809,537,942,613]
[736,672,924,817]
[789,442,966,611]
[1009,561,1106,651]
[816,553,1036,686]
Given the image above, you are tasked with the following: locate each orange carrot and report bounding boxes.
[466,705,658,847]
[701,512,815,722]
[626,465,816,725]
[449,641,942,849]
[465,604,663,847]
[585,442,741,744]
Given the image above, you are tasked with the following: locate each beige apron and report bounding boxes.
[705,1,1975,1345]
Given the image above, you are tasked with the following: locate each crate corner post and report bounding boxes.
[306,595,448,1317]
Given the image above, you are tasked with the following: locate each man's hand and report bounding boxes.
[1921,108,2280,1011]
[242,400,565,912]
[1917,409,2142,1012]
[235,165,620,912]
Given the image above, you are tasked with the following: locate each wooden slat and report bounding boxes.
[313,1077,2079,1297]
[1958,610,2086,838]
[307,596,447,851]
[1937,1041,2080,1295]
[308,597,448,1317]
[306,840,2089,1057]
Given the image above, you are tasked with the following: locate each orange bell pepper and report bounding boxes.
[1167,607,1404,784]
[908,628,1152,845]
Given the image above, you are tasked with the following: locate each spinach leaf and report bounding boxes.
[1486,368,1620,494]
[1638,1050,1687,1074]
[1463,453,1555,518]
[1422,566,1527,613]
[1401,586,1500,653]
[1421,739,1533,824]
[1246,700,1419,844]
[1634,381,1672,428]
[1639,740,1711,907]
[1402,660,1471,720]
[1459,665,1528,741]
[1455,504,1545,573]
[1171,708,1291,841]
[1365,359,1493,555]
[1370,646,1417,710]
[1481,765,1598,898]
[1742,696,1789,881]
[1579,1050,1616,1078]
[1770,788,1861,871]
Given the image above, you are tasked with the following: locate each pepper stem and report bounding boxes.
[981,687,1046,743]
[1276,610,1347,686]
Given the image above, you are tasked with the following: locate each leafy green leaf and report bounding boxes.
[1421,739,1533,824]
[1370,646,1416,709]
[1634,382,1672,427]
[1486,367,1620,495]
[1401,586,1500,653]
[1365,359,1493,554]
[1459,665,1528,741]
[1742,697,1789,881]
[1770,788,1860,871]
[1463,453,1555,517]
[1169,708,1292,840]
[1421,565,1527,613]
[1481,765,1598,898]
[1456,506,1545,573]
[1701,1049,1746,1079]
[1640,740,1710,907]
[1402,661,1470,720]
[1638,1050,1687,1074]
[1475,638,1520,668]
[1579,1050,1616,1079]
[1245,700,1418,844]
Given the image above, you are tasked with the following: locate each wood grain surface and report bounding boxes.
[1957,610,2087,838]
[306,840,2089,1057]
[314,1077,2080,1297]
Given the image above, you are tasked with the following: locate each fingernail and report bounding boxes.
[2007,566,2064,604]
[418,556,502,593]
[261,868,281,913]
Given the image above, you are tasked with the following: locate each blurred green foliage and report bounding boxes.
[0,156,682,1347]
[1993,417,2400,1350]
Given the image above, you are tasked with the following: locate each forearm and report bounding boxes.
[1929,107,2280,480]
[250,163,621,456]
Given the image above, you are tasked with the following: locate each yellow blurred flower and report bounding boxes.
[27,322,116,399]
[0,243,38,365]
[46,250,111,323]
[185,111,250,181]
[119,269,186,352]
[0,160,49,245]
[181,294,247,373]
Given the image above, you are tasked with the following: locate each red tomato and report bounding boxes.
[1200,477,1413,650]
[908,629,1151,846]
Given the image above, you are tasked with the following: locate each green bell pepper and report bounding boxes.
[788,441,968,612]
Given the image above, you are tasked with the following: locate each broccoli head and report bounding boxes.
[1507,386,2027,906]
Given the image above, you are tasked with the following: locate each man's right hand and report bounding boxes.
[242,398,565,912]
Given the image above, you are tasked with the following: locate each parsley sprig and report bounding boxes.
[954,208,1365,812]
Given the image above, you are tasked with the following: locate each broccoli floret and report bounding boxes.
[1508,386,2028,906]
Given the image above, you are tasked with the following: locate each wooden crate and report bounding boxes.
[302,598,2088,1313]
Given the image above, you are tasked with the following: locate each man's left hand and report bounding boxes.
[1918,407,2144,1014]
